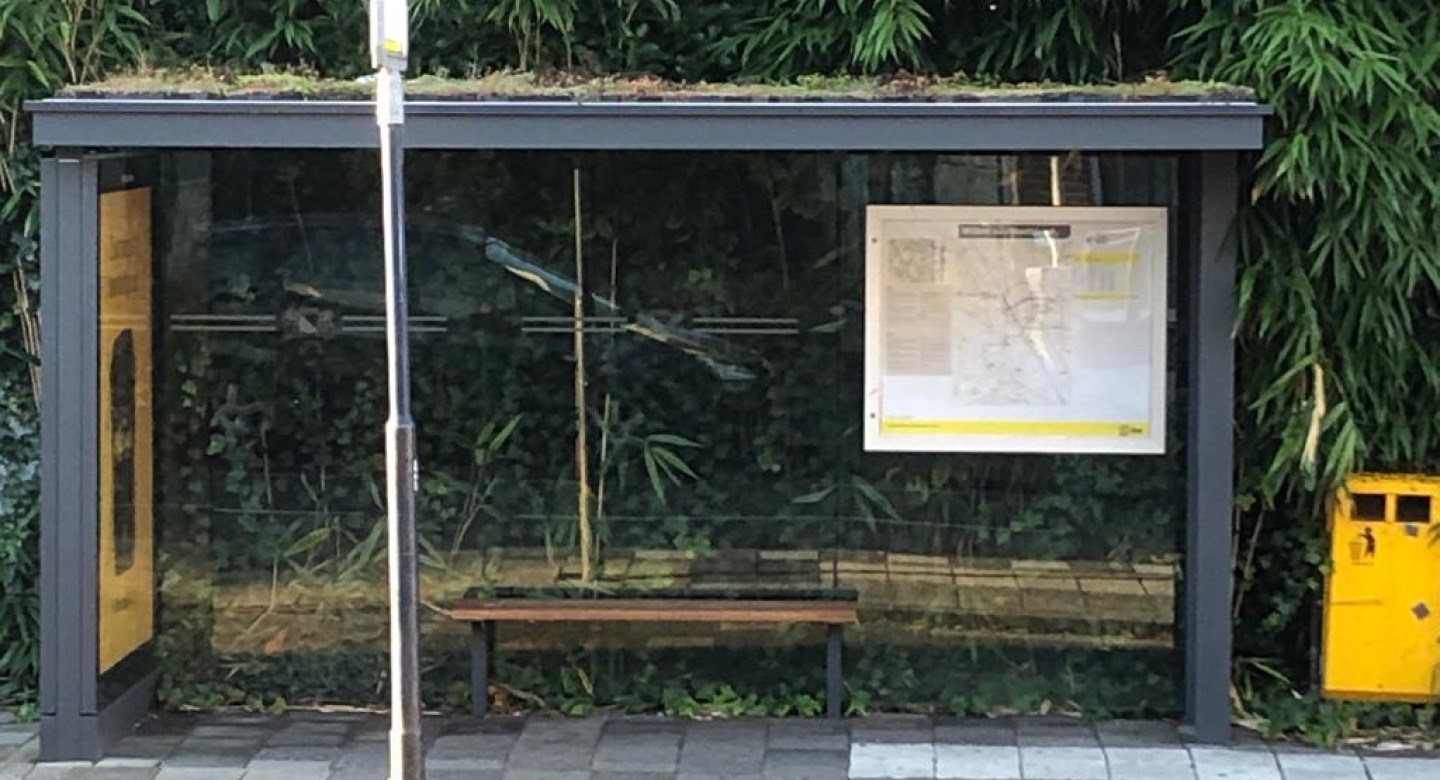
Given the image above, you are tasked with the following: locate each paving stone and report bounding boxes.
[0,730,36,747]
[249,747,342,763]
[677,731,764,776]
[677,774,761,780]
[932,723,1015,748]
[592,731,680,772]
[851,719,934,745]
[262,734,343,749]
[330,745,387,770]
[153,769,246,780]
[428,772,502,780]
[1365,756,1440,780]
[505,719,604,771]
[426,757,504,772]
[1190,747,1282,780]
[426,733,515,762]
[1095,721,1183,748]
[174,740,260,753]
[1273,751,1365,780]
[186,729,269,742]
[238,759,331,780]
[1106,747,1195,780]
[1014,720,1098,749]
[934,745,1019,779]
[327,765,386,780]
[71,769,160,780]
[592,772,674,780]
[21,765,89,780]
[108,738,183,761]
[500,771,589,780]
[95,759,161,769]
[849,744,934,779]
[762,748,847,780]
[162,750,255,770]
[1018,746,1107,780]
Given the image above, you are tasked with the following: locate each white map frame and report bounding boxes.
[864,205,1168,454]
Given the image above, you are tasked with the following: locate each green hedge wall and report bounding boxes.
[2,0,1437,738]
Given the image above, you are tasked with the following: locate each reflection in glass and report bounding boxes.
[153,151,1186,716]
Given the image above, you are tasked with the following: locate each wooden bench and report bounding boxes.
[450,586,860,718]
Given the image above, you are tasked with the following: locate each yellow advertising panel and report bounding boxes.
[98,188,154,673]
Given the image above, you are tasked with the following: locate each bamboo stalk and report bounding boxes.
[572,168,593,583]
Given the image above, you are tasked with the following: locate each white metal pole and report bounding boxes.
[369,3,423,780]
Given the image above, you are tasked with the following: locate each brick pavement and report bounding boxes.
[1,713,1437,780]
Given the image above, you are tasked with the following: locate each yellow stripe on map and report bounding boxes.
[1072,251,1137,263]
[881,420,1150,437]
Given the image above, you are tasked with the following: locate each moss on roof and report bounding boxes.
[61,69,1256,102]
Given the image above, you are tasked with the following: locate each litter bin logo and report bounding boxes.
[1349,527,1377,565]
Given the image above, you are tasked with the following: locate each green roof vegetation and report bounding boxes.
[61,69,1256,102]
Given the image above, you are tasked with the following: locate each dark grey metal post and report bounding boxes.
[39,153,103,761]
[470,622,490,717]
[1184,151,1239,744]
[826,624,843,719]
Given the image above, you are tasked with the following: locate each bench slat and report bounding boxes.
[450,599,857,624]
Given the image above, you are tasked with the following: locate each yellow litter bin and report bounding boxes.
[1322,473,1440,701]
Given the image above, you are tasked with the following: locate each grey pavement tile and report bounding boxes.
[327,765,386,780]
[849,743,935,779]
[174,740,261,752]
[94,759,161,769]
[238,759,332,780]
[330,745,387,770]
[1105,747,1195,780]
[603,720,686,737]
[162,750,255,770]
[186,729,270,742]
[851,717,933,745]
[500,771,590,780]
[676,774,761,780]
[427,733,516,762]
[248,748,343,764]
[1095,721,1183,748]
[261,734,343,749]
[763,748,848,780]
[152,769,246,780]
[426,757,505,772]
[933,721,1016,747]
[677,735,764,776]
[0,732,35,748]
[505,719,605,772]
[592,732,681,773]
[768,721,847,752]
[62,769,160,780]
[1018,746,1107,780]
[934,745,1020,780]
[1189,747,1282,780]
[1273,751,1365,780]
[108,737,183,761]
[20,765,88,780]
[592,773,674,780]
[429,772,503,780]
[1014,721,1098,750]
[1361,756,1440,780]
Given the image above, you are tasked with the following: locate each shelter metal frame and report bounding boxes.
[30,95,1265,759]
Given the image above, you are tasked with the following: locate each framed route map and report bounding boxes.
[864,205,1168,454]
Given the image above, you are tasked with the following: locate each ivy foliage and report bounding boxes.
[1,0,1437,739]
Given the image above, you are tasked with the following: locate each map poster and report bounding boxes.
[98,188,155,673]
[864,205,1168,454]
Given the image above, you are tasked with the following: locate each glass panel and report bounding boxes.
[154,149,1186,716]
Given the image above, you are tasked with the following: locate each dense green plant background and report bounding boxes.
[2,0,1437,739]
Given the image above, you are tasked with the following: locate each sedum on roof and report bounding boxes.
[60,69,1257,103]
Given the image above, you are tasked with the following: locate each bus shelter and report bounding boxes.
[29,81,1267,760]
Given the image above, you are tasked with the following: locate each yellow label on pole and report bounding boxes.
[98,188,154,674]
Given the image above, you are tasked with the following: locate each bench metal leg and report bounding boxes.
[471,621,492,717]
[826,624,843,719]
